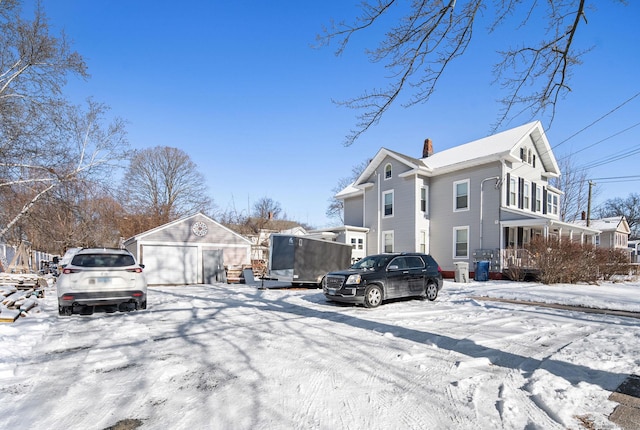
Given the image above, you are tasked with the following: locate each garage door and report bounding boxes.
[142,245,198,285]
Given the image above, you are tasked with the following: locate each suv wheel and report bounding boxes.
[425,282,438,301]
[364,285,383,308]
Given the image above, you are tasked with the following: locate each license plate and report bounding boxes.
[327,288,336,295]
[97,277,111,283]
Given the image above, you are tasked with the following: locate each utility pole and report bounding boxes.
[587,181,595,227]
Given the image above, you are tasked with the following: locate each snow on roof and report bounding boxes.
[421,121,544,172]
[336,121,559,198]
[572,216,629,233]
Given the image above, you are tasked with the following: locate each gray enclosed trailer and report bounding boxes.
[268,234,352,285]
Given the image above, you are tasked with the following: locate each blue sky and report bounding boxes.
[28,1,640,228]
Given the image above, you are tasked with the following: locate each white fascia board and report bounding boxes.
[398,167,432,178]
[500,218,601,235]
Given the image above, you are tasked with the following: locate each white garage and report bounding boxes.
[124,213,252,286]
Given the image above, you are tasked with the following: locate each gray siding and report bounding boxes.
[361,156,420,254]
[343,195,364,226]
[429,163,502,272]
[142,214,248,245]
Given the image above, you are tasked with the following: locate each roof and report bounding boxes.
[422,121,559,175]
[572,216,630,234]
[123,212,252,245]
[341,121,560,197]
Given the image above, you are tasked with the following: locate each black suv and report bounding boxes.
[323,253,443,308]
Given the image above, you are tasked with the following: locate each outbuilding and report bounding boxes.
[124,213,252,286]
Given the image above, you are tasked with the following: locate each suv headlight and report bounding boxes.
[345,274,361,285]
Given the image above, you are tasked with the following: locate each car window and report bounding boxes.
[389,257,407,269]
[71,253,135,268]
[422,255,436,269]
[405,256,425,269]
[352,255,394,270]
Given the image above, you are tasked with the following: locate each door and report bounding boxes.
[386,256,410,298]
[404,256,427,295]
[142,245,198,285]
[203,249,224,283]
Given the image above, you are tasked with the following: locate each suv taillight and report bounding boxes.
[62,268,81,274]
[126,268,143,273]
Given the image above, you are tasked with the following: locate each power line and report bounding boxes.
[556,121,640,161]
[588,175,640,184]
[578,145,640,170]
[552,90,640,149]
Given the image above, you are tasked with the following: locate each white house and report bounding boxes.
[334,121,600,278]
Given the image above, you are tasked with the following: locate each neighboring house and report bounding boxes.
[573,216,630,250]
[629,240,640,263]
[308,226,369,263]
[334,121,600,278]
[124,213,252,286]
[231,219,307,262]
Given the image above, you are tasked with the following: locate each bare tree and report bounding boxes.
[319,1,622,145]
[21,181,124,253]
[0,2,131,242]
[550,155,598,222]
[0,1,87,154]
[252,197,282,220]
[597,193,640,239]
[120,146,212,231]
[326,159,369,223]
[0,99,129,240]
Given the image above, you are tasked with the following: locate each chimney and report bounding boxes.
[422,138,433,158]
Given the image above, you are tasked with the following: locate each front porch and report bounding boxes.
[499,219,600,280]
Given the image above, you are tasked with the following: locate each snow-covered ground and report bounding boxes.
[1,278,640,430]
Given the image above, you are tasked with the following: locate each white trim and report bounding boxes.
[523,180,530,211]
[384,163,392,180]
[453,226,469,259]
[453,179,470,212]
[382,230,394,253]
[383,189,394,218]
[420,185,429,214]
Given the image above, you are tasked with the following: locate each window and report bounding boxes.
[384,163,392,180]
[420,187,428,213]
[454,180,469,211]
[383,190,394,217]
[454,227,469,258]
[383,231,394,253]
[405,256,425,269]
[547,192,558,215]
[419,230,426,253]
[350,238,356,249]
[523,228,531,246]
[520,146,536,166]
[523,182,530,210]
[535,185,542,212]
[509,177,517,206]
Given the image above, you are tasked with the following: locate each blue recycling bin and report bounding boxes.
[474,260,490,281]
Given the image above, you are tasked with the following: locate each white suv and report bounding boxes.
[56,248,147,316]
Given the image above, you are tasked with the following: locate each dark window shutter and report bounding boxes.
[531,182,537,212]
[520,148,524,161]
[542,187,548,214]
[506,173,511,206]
[533,155,536,167]
[518,178,524,209]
